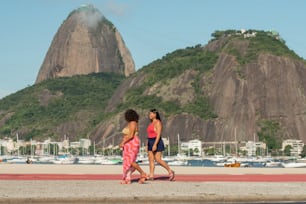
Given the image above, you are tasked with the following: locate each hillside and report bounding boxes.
[1,29,306,155]
[101,30,306,152]
[0,73,124,141]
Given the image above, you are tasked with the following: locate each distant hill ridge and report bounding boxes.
[1,26,306,155]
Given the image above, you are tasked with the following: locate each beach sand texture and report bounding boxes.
[1,164,306,203]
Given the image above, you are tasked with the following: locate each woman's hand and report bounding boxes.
[152,144,157,152]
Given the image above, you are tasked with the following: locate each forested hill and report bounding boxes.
[1,30,306,155]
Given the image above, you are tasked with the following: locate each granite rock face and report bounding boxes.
[36,5,135,83]
[99,35,306,145]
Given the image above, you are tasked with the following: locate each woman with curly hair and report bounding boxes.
[119,109,147,184]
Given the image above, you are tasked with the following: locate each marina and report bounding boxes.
[1,154,306,168]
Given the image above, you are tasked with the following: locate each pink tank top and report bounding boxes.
[147,123,157,138]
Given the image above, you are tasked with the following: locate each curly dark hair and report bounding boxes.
[124,109,139,122]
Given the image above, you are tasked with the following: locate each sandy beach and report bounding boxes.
[1,164,306,203]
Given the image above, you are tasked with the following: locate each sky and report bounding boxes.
[0,0,305,99]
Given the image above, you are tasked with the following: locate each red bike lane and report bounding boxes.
[1,174,306,182]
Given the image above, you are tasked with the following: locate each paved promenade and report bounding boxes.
[1,164,306,203]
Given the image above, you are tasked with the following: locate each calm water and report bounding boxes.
[186,159,267,168]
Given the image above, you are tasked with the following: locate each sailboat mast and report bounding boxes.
[93,141,96,156]
[235,127,238,156]
[17,133,20,157]
[168,137,170,156]
[177,134,180,155]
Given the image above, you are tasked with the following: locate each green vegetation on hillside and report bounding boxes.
[246,31,301,63]
[257,119,283,155]
[184,96,217,119]
[144,45,218,85]
[212,30,302,65]
[117,86,181,116]
[0,73,124,140]
[117,45,218,119]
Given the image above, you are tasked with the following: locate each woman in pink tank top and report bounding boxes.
[146,109,175,181]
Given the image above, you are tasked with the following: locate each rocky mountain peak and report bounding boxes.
[71,4,104,28]
[36,4,135,83]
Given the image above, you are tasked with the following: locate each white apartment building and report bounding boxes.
[0,138,15,154]
[282,139,304,156]
[242,141,266,157]
[80,139,91,149]
[181,139,202,156]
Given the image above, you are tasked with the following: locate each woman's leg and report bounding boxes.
[131,162,147,184]
[122,150,129,181]
[148,151,155,178]
[125,169,132,184]
[154,152,175,181]
[131,162,145,175]
[121,150,131,184]
[154,152,171,172]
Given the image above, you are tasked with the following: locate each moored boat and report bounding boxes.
[224,162,241,167]
[281,162,306,168]
[167,160,188,166]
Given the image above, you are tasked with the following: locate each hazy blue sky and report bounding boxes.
[1,0,305,99]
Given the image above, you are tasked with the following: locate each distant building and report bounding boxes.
[162,137,169,146]
[243,31,257,38]
[70,141,81,148]
[0,139,8,154]
[80,139,91,149]
[242,141,266,157]
[181,139,202,156]
[282,139,304,157]
[5,139,15,154]
[268,30,285,43]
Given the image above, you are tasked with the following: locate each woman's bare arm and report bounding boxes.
[152,120,162,151]
[120,121,136,147]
